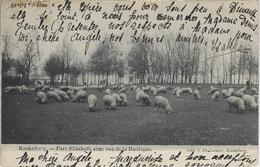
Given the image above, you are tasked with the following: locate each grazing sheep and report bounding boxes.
[72,90,87,103]
[135,88,142,94]
[150,86,157,95]
[242,95,257,111]
[181,87,193,95]
[35,91,47,104]
[238,87,247,94]
[142,86,150,93]
[130,85,137,91]
[136,89,145,101]
[251,87,258,94]
[197,86,202,90]
[34,84,44,91]
[221,89,228,98]
[193,89,201,100]
[172,87,182,97]
[105,89,111,95]
[233,91,244,98]
[42,85,50,92]
[59,86,70,92]
[112,93,122,105]
[166,86,172,90]
[103,95,117,109]
[226,96,245,113]
[54,89,70,101]
[154,96,173,113]
[137,93,151,106]
[20,85,30,94]
[47,91,62,102]
[119,93,128,106]
[88,94,98,112]
[67,90,75,99]
[155,86,167,95]
[227,88,235,97]
[176,88,182,97]
[212,91,221,100]
[208,87,219,95]
[112,85,119,91]
[4,86,17,94]
[119,87,127,93]
[172,87,180,95]
[72,87,80,93]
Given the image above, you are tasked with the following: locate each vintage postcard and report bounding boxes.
[0,0,259,166]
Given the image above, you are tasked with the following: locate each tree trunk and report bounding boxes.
[61,73,64,85]
[106,72,109,86]
[210,69,213,84]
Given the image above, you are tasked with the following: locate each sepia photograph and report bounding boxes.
[1,0,258,145]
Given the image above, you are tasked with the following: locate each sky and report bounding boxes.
[1,0,259,83]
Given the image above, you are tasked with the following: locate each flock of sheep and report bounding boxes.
[4,83,259,114]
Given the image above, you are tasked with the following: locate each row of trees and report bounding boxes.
[2,34,39,85]
[2,33,258,86]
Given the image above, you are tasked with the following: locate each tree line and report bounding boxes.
[2,33,258,87]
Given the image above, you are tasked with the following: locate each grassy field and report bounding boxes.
[2,84,258,145]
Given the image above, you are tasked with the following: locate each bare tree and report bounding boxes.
[18,40,39,85]
[2,34,14,76]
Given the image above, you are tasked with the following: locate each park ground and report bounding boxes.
[1,84,258,145]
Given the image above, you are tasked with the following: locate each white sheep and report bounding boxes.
[47,91,62,102]
[238,87,247,94]
[112,93,122,105]
[35,91,47,104]
[112,85,119,90]
[34,84,44,91]
[193,89,201,100]
[181,87,193,95]
[221,89,228,98]
[105,89,111,95]
[129,85,137,91]
[136,93,151,106]
[103,95,117,109]
[154,96,173,113]
[147,86,157,95]
[227,88,235,97]
[172,87,180,95]
[4,86,17,94]
[155,86,167,95]
[54,89,70,101]
[242,94,257,111]
[72,90,87,103]
[136,89,145,100]
[233,91,244,98]
[20,85,30,94]
[135,88,141,94]
[142,86,150,93]
[119,93,128,106]
[176,87,182,97]
[67,89,75,99]
[42,85,50,92]
[226,96,245,112]
[88,94,98,112]
[208,86,219,95]
[212,91,221,100]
